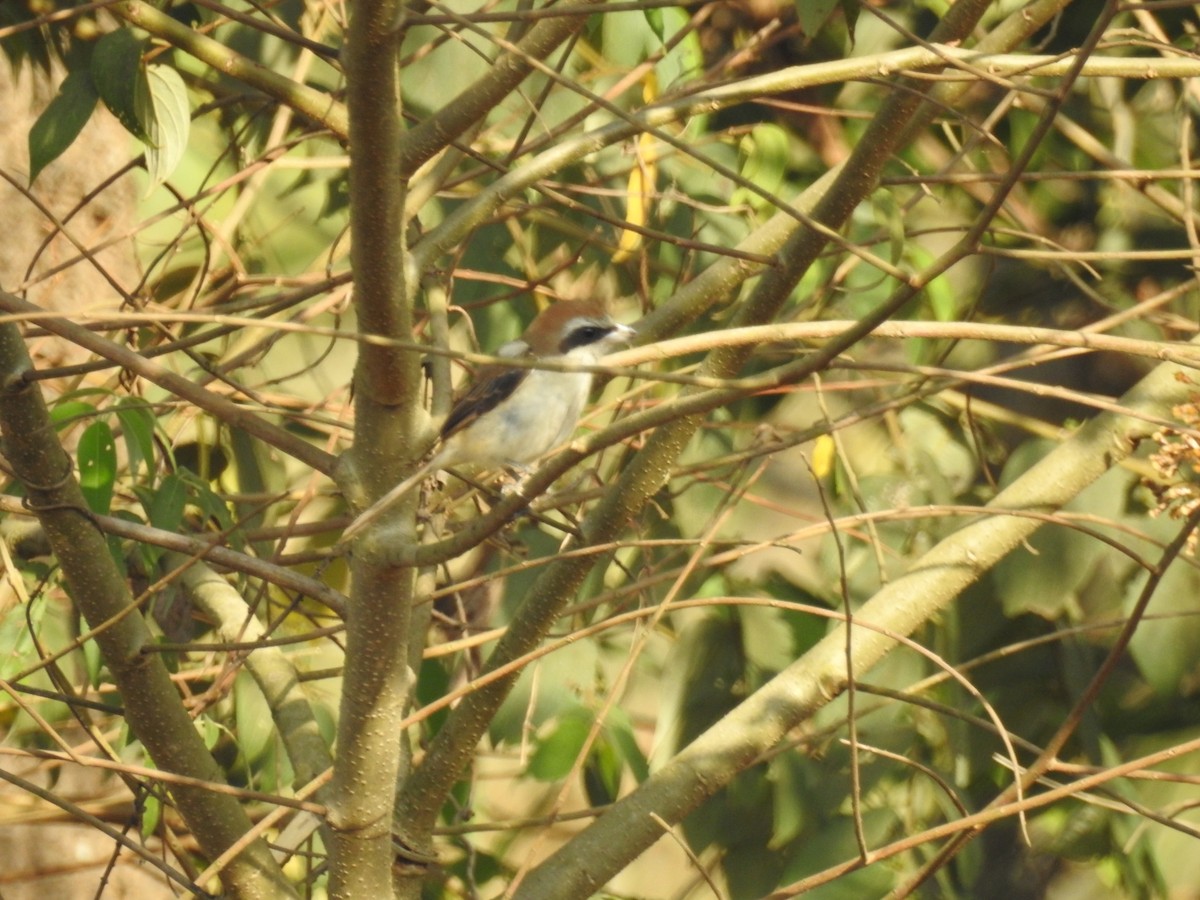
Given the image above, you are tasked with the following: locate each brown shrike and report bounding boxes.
[342,299,635,541]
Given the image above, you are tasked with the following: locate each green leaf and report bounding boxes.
[767,754,808,847]
[872,188,905,265]
[795,0,839,37]
[654,6,704,96]
[583,737,622,806]
[90,28,148,141]
[77,421,117,515]
[106,533,127,577]
[116,399,157,480]
[0,595,42,679]
[234,670,275,768]
[733,123,790,213]
[994,454,1129,620]
[140,787,162,839]
[925,273,957,323]
[841,0,859,42]
[28,68,98,185]
[178,470,237,538]
[644,7,665,44]
[144,473,187,533]
[81,628,103,689]
[196,715,221,751]
[140,63,189,187]
[604,709,649,783]
[49,400,97,429]
[738,603,794,674]
[528,708,592,781]
[1128,559,1200,695]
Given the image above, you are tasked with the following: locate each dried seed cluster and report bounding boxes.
[1147,395,1200,552]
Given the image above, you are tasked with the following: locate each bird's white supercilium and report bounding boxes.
[342,299,635,541]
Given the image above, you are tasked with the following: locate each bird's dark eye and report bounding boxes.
[560,323,612,353]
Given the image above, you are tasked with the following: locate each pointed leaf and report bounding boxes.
[90,28,148,141]
[145,473,187,533]
[28,69,98,184]
[644,7,665,43]
[528,708,592,781]
[81,626,103,689]
[234,670,276,767]
[583,737,622,806]
[0,595,43,679]
[49,399,97,429]
[842,0,859,45]
[604,708,649,783]
[1128,559,1200,695]
[179,469,237,536]
[795,0,839,37]
[140,788,162,839]
[733,123,790,212]
[77,421,117,515]
[140,63,189,187]
[115,398,157,479]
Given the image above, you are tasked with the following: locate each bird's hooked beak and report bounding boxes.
[610,321,637,346]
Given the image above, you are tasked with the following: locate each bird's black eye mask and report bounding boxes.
[559,320,616,353]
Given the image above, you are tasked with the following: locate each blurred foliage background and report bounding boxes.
[3,0,1200,897]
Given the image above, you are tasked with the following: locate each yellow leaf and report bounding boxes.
[613,132,658,263]
[811,434,836,478]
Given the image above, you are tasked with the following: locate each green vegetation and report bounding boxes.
[3,0,1200,896]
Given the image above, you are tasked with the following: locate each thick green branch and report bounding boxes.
[392,0,998,861]
[115,0,348,138]
[328,0,423,896]
[410,44,1190,274]
[514,316,1198,900]
[169,554,333,788]
[0,323,295,899]
[518,0,1106,891]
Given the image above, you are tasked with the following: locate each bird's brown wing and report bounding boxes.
[440,363,529,441]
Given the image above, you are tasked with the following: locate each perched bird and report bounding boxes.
[342,299,635,540]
